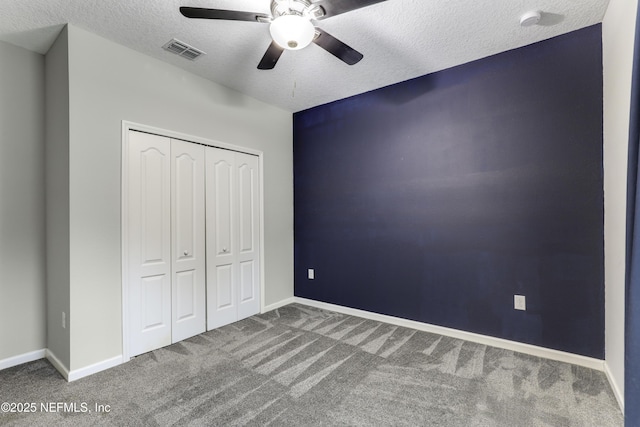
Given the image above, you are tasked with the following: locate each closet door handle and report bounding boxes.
[222,248,228,253]
[183,250,189,256]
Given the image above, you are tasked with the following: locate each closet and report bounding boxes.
[126,130,260,357]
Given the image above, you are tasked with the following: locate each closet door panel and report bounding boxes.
[239,260,255,303]
[171,139,206,342]
[128,131,172,357]
[206,148,238,329]
[216,264,234,308]
[238,163,256,253]
[141,275,171,329]
[236,153,261,320]
[214,158,233,256]
[175,270,196,321]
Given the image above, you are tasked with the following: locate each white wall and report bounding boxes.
[44,27,71,369]
[603,0,638,410]
[63,25,293,371]
[0,41,46,361]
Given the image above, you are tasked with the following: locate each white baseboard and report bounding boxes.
[262,297,295,313]
[3,349,123,383]
[4,298,608,384]
[0,349,46,371]
[604,361,624,412]
[68,355,123,382]
[293,297,605,371]
[45,349,70,380]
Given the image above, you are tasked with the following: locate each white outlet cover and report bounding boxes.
[308,269,314,280]
[514,295,526,311]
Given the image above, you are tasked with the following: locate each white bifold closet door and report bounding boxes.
[171,139,206,343]
[127,131,206,357]
[205,147,260,330]
[128,132,172,357]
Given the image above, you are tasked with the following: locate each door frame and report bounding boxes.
[121,121,266,362]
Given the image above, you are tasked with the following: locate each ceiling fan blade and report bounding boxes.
[313,0,387,19]
[313,28,363,65]
[258,42,285,70]
[180,7,269,22]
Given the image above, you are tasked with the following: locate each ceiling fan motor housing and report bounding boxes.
[270,0,325,20]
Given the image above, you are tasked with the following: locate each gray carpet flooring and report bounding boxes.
[0,303,623,426]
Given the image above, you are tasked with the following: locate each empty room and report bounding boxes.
[0,0,638,425]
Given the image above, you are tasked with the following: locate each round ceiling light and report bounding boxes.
[269,15,315,50]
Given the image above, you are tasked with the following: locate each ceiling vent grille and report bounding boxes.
[162,38,205,61]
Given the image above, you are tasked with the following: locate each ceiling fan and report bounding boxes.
[180,0,387,69]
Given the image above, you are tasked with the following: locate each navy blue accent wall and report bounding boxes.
[293,25,604,359]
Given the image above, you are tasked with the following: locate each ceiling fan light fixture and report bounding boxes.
[270,15,315,50]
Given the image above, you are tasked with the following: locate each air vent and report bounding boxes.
[162,38,206,61]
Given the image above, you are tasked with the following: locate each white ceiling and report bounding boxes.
[0,0,609,112]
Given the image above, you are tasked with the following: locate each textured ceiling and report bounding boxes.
[0,0,609,112]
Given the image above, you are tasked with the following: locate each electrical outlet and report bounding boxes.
[62,312,66,328]
[514,295,526,311]
[308,269,315,280]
